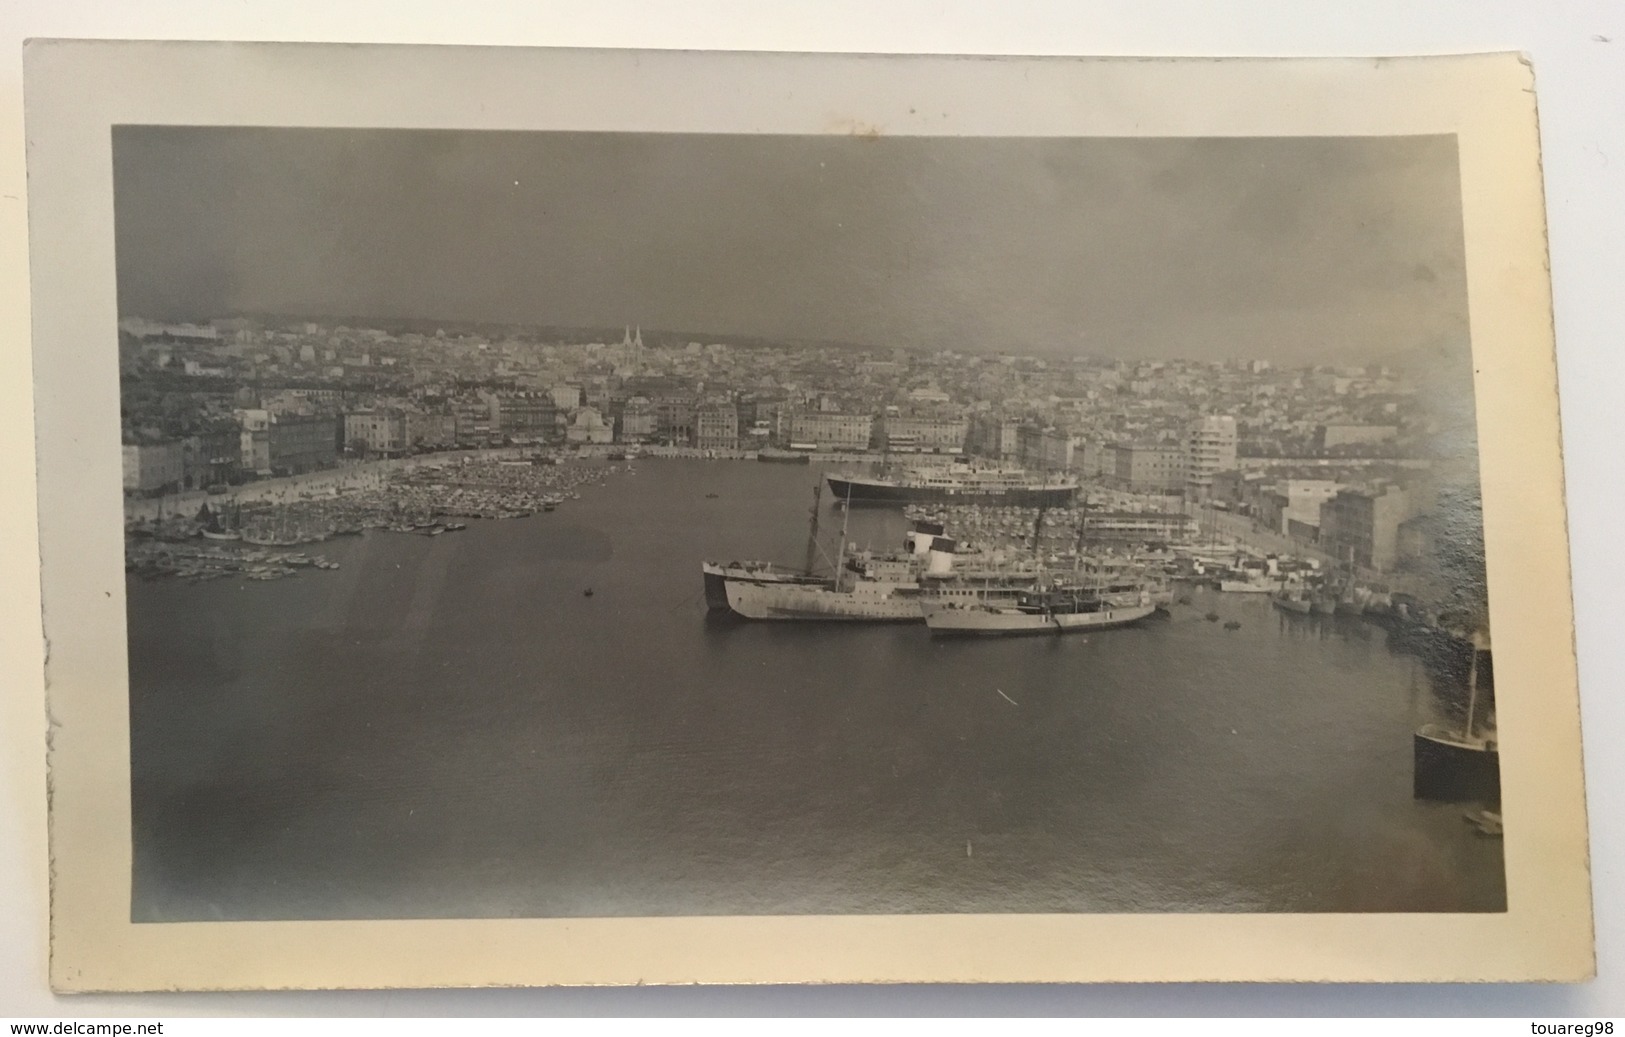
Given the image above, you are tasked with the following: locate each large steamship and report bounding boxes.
[824,462,1078,507]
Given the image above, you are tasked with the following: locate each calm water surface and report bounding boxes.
[128,458,1505,919]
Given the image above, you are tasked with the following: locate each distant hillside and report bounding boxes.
[216,312,895,355]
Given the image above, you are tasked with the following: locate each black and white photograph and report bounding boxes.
[112,124,1505,921]
[24,43,1591,989]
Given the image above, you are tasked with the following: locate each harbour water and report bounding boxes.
[128,458,1505,920]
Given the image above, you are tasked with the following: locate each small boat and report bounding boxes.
[1223,620,1242,631]
[1272,590,1313,615]
[583,588,595,598]
[200,529,241,542]
[1219,576,1277,593]
[704,493,720,499]
[757,448,811,465]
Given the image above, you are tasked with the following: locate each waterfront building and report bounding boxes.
[655,394,698,445]
[747,399,792,443]
[696,403,740,451]
[743,419,773,445]
[967,414,1022,461]
[618,396,657,442]
[453,393,500,446]
[1017,425,1074,472]
[1071,439,1113,479]
[239,431,271,476]
[788,411,873,452]
[1319,482,1416,572]
[1108,442,1185,492]
[881,414,968,454]
[267,414,340,475]
[344,409,407,456]
[1257,478,1343,537]
[234,409,273,476]
[496,392,558,440]
[548,385,582,411]
[1184,415,1238,500]
[405,410,457,451]
[184,428,243,488]
[121,440,185,496]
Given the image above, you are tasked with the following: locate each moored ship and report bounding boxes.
[757,447,811,464]
[713,501,1037,621]
[924,585,1157,637]
[825,462,1078,507]
[1414,631,1500,803]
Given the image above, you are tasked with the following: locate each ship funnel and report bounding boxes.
[926,535,958,576]
[905,519,946,556]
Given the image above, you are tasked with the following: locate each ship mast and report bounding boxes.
[803,482,823,576]
[1031,501,1050,589]
[833,482,854,591]
[1073,484,1092,575]
[1464,629,1486,741]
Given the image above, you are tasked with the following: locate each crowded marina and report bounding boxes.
[124,453,629,582]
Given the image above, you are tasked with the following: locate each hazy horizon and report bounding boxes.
[113,128,1471,367]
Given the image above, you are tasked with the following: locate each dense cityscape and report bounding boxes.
[119,314,1479,601]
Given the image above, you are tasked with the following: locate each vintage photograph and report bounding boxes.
[113,126,1505,921]
[28,42,1590,988]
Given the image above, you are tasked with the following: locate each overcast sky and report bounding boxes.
[113,128,1469,366]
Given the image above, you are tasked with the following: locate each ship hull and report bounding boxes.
[825,475,1076,508]
[926,601,1156,638]
[1413,729,1501,803]
[1272,595,1314,615]
[701,561,824,610]
[723,578,923,622]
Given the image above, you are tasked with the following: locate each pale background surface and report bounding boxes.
[2,0,1620,1016]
